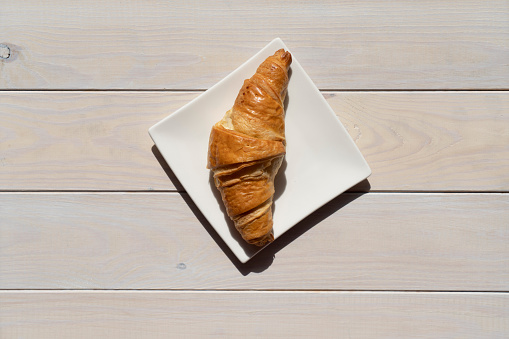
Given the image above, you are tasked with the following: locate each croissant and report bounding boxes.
[207,49,292,246]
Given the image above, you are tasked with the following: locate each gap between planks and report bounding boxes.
[1,290,507,294]
[0,191,507,194]
[0,89,508,92]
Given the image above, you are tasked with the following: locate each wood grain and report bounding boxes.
[0,91,192,191]
[0,91,507,191]
[335,91,509,191]
[1,192,507,290]
[1,1,508,89]
[1,291,508,338]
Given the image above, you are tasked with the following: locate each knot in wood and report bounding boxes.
[0,44,10,59]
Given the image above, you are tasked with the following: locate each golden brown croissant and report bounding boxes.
[207,49,292,246]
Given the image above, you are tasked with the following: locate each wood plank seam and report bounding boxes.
[0,89,508,92]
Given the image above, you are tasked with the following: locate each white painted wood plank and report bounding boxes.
[0,91,507,191]
[1,291,507,338]
[335,91,509,191]
[1,1,508,89]
[1,193,507,290]
[0,91,192,191]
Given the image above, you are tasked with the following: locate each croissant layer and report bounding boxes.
[207,49,291,246]
[207,123,285,170]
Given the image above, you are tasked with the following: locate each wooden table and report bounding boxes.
[1,1,508,337]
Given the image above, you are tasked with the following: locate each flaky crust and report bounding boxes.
[207,49,292,246]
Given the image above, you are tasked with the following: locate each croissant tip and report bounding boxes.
[248,231,274,247]
[274,49,292,67]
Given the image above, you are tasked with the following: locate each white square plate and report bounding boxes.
[149,38,371,263]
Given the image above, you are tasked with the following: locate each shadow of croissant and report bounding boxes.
[151,144,371,276]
